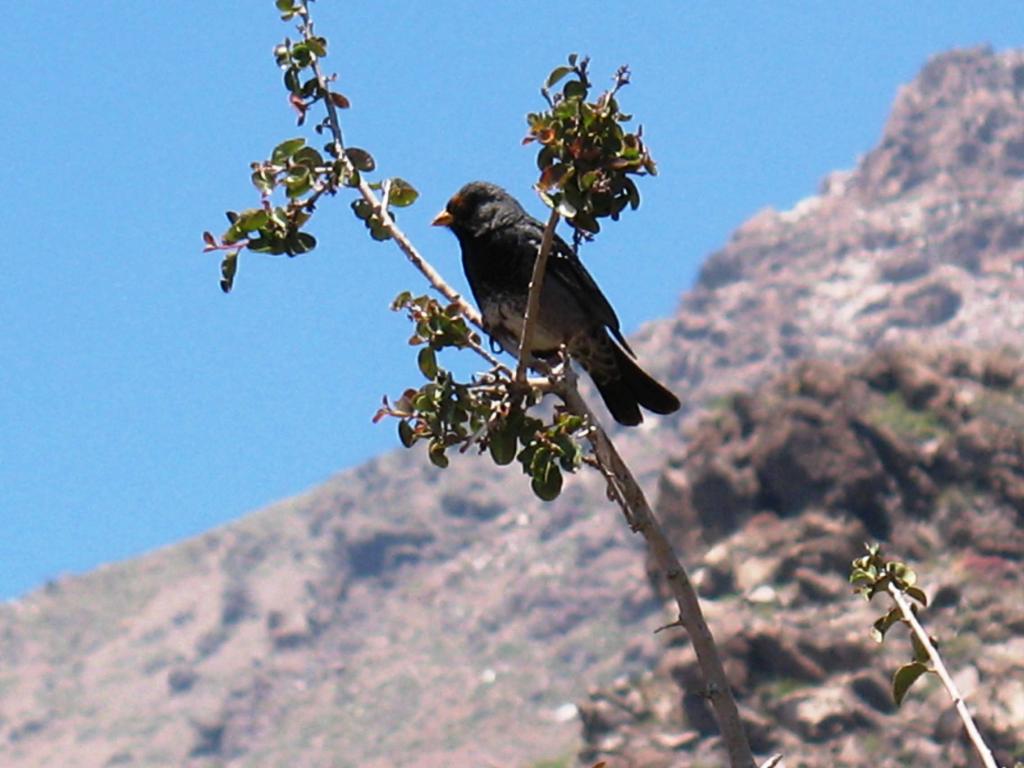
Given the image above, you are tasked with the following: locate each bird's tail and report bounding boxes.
[587,337,681,426]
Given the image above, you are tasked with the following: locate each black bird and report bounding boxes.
[432,181,680,426]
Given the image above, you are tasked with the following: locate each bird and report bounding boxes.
[431,180,680,426]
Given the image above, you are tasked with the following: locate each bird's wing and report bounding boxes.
[544,231,634,355]
[486,215,635,355]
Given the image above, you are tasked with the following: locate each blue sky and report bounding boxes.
[3,2,1023,600]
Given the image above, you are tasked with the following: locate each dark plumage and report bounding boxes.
[432,181,680,426]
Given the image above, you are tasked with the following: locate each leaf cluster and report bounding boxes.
[525,54,657,235]
[203,3,418,291]
[375,293,586,500]
[850,543,935,706]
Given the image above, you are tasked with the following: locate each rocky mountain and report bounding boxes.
[584,347,1024,767]
[2,46,1023,768]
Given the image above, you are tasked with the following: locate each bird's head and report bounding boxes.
[431,181,526,238]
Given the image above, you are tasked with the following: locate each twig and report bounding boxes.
[515,208,560,383]
[561,385,756,768]
[887,585,998,768]
[297,2,495,367]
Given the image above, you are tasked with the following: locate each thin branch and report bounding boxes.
[560,384,757,768]
[515,208,560,383]
[297,3,495,367]
[887,585,998,768]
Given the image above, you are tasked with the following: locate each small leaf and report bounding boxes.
[219,249,239,293]
[870,607,902,643]
[563,79,587,100]
[236,209,269,232]
[546,66,572,88]
[417,347,438,379]
[397,420,416,448]
[346,147,376,172]
[283,67,301,94]
[488,425,517,466]
[307,36,327,58]
[391,290,413,310]
[330,92,351,109]
[531,462,563,501]
[428,440,449,468]
[351,199,373,221]
[892,661,928,706]
[905,586,928,606]
[388,177,419,207]
[288,231,316,255]
[292,146,324,169]
[272,137,306,164]
[369,219,392,241]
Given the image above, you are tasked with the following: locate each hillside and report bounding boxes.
[2,46,1023,767]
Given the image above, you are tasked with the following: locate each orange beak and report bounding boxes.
[431,209,454,227]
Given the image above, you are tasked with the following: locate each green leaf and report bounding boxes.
[388,177,419,207]
[283,67,301,94]
[288,232,316,254]
[369,219,392,241]
[849,568,874,586]
[290,42,312,68]
[219,249,239,293]
[284,168,312,197]
[892,662,928,707]
[247,235,287,255]
[351,199,373,221]
[417,347,438,379]
[251,168,276,195]
[905,586,928,606]
[623,176,641,210]
[531,462,563,501]
[563,79,587,100]
[546,66,573,88]
[870,607,902,643]
[292,233,315,253]
[428,440,449,468]
[292,146,324,169]
[391,290,413,310]
[888,562,917,588]
[346,147,376,172]
[236,208,269,232]
[307,36,327,58]
[488,424,517,466]
[397,420,416,448]
[272,137,306,164]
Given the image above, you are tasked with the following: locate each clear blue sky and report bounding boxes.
[3,2,1023,600]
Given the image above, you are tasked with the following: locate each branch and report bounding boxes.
[296,3,497,368]
[887,585,999,768]
[560,382,757,768]
[515,208,560,383]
